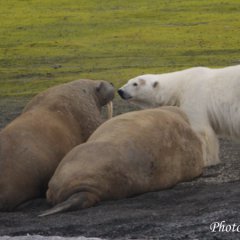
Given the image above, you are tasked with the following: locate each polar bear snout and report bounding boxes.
[118,89,132,100]
[117,89,124,98]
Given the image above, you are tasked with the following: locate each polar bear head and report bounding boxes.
[118,75,160,108]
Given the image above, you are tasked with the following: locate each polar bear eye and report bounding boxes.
[133,83,138,87]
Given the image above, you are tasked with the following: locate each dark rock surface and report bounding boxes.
[0,97,240,240]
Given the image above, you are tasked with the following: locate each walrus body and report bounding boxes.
[40,106,203,216]
[0,79,114,211]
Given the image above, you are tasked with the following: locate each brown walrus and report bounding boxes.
[40,106,203,217]
[0,79,114,211]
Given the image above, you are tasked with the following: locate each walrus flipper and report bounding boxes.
[39,191,96,217]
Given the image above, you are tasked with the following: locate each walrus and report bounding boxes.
[40,106,204,217]
[0,79,114,211]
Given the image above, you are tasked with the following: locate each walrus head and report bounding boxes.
[95,81,115,118]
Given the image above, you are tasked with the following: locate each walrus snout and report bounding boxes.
[96,81,115,106]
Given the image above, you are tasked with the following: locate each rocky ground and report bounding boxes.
[0,97,240,240]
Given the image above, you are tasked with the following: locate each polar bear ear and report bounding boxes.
[139,79,146,85]
[152,82,159,88]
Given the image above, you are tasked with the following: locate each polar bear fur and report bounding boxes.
[118,65,240,167]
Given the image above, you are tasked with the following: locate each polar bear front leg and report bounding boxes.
[181,101,220,167]
[196,127,220,167]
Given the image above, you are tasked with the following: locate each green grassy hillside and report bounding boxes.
[0,0,240,97]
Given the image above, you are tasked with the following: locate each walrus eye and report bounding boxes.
[133,83,138,87]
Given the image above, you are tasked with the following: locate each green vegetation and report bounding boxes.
[0,0,240,97]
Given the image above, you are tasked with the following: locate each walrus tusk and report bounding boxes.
[107,101,113,119]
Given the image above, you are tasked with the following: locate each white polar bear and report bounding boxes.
[118,65,240,167]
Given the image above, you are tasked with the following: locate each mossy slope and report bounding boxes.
[0,0,240,96]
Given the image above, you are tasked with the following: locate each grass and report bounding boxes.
[0,0,240,97]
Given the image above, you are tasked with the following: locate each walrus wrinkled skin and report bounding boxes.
[40,106,203,216]
[0,79,114,211]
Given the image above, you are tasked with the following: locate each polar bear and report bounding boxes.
[118,65,240,167]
